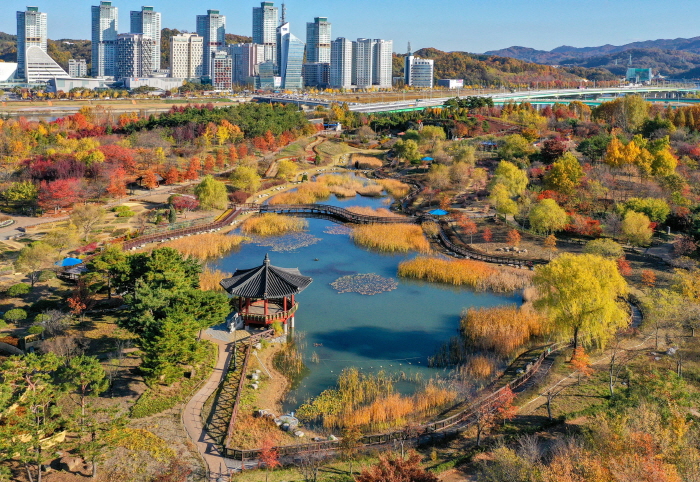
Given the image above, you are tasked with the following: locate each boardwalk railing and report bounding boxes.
[221,342,566,463]
[234,203,418,225]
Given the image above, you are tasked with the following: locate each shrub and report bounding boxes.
[37,270,56,282]
[28,324,44,335]
[229,191,250,204]
[4,308,28,323]
[6,283,31,297]
[241,214,307,236]
[351,224,430,253]
[0,320,7,329]
[112,205,136,217]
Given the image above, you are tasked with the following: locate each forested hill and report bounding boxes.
[486,36,700,78]
[393,47,617,85]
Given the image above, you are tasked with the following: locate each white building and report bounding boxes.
[437,79,464,89]
[123,76,184,92]
[170,34,204,79]
[196,10,226,78]
[330,37,353,89]
[92,1,119,77]
[354,38,375,89]
[68,59,88,77]
[306,17,331,64]
[16,7,47,81]
[24,46,70,83]
[130,6,161,73]
[405,54,434,88]
[47,77,114,92]
[228,43,264,85]
[0,63,18,83]
[252,2,278,63]
[116,33,155,79]
[211,51,232,90]
[373,39,393,88]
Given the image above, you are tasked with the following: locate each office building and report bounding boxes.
[130,6,161,73]
[211,51,232,90]
[92,1,119,77]
[196,10,226,78]
[256,61,281,90]
[626,68,653,83]
[116,33,155,79]
[68,59,88,77]
[330,37,353,89]
[373,39,393,88]
[303,63,330,88]
[229,43,264,85]
[405,53,434,88]
[170,33,204,78]
[252,2,278,63]
[16,7,47,81]
[306,17,331,64]
[278,24,304,90]
[437,79,464,89]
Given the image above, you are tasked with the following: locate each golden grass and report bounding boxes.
[268,182,331,205]
[351,224,430,253]
[158,233,246,259]
[356,184,384,197]
[241,213,307,236]
[463,355,496,379]
[461,306,546,357]
[377,179,411,199]
[200,267,231,291]
[422,221,440,238]
[352,154,383,169]
[329,186,358,198]
[397,256,533,292]
[346,206,404,218]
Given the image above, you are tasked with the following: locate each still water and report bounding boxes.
[209,193,521,408]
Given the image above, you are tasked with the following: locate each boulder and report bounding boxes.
[293,430,305,438]
[328,434,337,441]
[251,383,259,390]
[59,456,84,472]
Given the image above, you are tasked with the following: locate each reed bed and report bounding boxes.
[199,267,231,291]
[377,179,411,199]
[422,221,440,238]
[273,333,307,380]
[397,256,532,292]
[463,355,496,379]
[297,368,456,431]
[351,224,430,253]
[269,182,331,205]
[345,206,404,218]
[328,186,358,198]
[461,306,546,357]
[241,213,308,236]
[356,184,384,197]
[158,233,246,260]
[352,154,384,169]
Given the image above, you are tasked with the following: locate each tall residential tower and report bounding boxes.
[16,6,47,81]
[170,33,204,78]
[91,1,119,77]
[196,9,226,78]
[130,6,161,73]
[252,2,278,63]
[306,17,331,64]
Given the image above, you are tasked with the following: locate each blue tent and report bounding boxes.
[422,157,435,162]
[429,209,449,216]
[55,257,83,267]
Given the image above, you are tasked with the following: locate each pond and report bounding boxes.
[208,192,521,410]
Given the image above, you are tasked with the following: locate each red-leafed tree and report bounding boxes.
[164,166,180,185]
[172,195,199,217]
[237,143,249,159]
[617,258,632,276]
[38,178,80,212]
[264,130,276,151]
[496,385,518,425]
[215,149,226,169]
[183,157,201,181]
[259,437,280,482]
[142,170,159,190]
[356,452,439,482]
[228,146,238,165]
[203,155,215,174]
[106,167,128,199]
[252,136,268,152]
[99,144,137,173]
[482,227,493,243]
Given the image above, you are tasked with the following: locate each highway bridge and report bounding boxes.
[254,85,700,114]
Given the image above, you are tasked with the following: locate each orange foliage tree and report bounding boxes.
[259,437,280,482]
[507,229,522,247]
[641,269,657,288]
[164,166,180,185]
[142,170,159,189]
[106,167,127,198]
[617,258,632,276]
[570,346,593,385]
[228,145,238,165]
[183,157,201,181]
[203,155,215,174]
[356,452,439,482]
[459,216,478,244]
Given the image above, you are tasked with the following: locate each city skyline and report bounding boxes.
[3,0,700,54]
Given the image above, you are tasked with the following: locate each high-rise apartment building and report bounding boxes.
[211,51,232,90]
[229,43,264,85]
[130,6,161,73]
[373,39,393,88]
[278,25,305,90]
[116,33,155,79]
[330,37,353,89]
[306,17,331,64]
[196,10,226,78]
[68,59,88,77]
[170,34,204,79]
[353,38,375,89]
[252,2,278,63]
[92,1,118,77]
[16,6,47,81]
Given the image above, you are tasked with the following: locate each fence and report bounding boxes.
[221,342,566,463]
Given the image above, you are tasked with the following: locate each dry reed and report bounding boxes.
[377,179,410,199]
[269,182,331,205]
[398,256,532,292]
[356,184,384,197]
[463,355,496,379]
[352,154,383,169]
[461,306,546,357]
[241,213,307,236]
[199,267,231,291]
[351,224,431,253]
[422,221,439,238]
[158,233,246,259]
[345,206,404,218]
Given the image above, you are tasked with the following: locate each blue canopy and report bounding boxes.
[55,257,83,267]
[429,209,449,216]
[422,157,435,161]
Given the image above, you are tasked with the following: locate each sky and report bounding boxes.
[3,0,700,54]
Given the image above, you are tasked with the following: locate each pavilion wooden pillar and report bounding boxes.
[283,296,287,311]
[264,299,268,316]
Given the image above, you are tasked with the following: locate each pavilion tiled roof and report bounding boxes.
[220,254,313,299]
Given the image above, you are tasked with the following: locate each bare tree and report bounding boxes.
[294,450,326,482]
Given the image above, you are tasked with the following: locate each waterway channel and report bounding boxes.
[208,192,521,410]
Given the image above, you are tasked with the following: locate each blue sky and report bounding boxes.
[3,0,700,53]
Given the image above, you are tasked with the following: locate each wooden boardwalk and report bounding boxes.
[235,203,418,225]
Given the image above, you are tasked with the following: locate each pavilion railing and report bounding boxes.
[241,303,298,324]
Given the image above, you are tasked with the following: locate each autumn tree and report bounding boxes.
[641,269,657,288]
[491,160,528,197]
[544,234,557,260]
[164,166,180,185]
[276,159,298,181]
[106,167,127,198]
[544,152,584,196]
[622,211,653,246]
[584,238,624,259]
[15,242,58,286]
[496,385,518,425]
[70,204,106,242]
[507,229,521,247]
[259,437,280,482]
[459,217,478,244]
[482,228,493,244]
[230,166,261,193]
[534,253,629,350]
[570,346,593,385]
[142,170,159,190]
[339,426,363,477]
[183,157,201,181]
[38,178,80,213]
[529,198,568,235]
[490,183,518,217]
[194,175,228,210]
